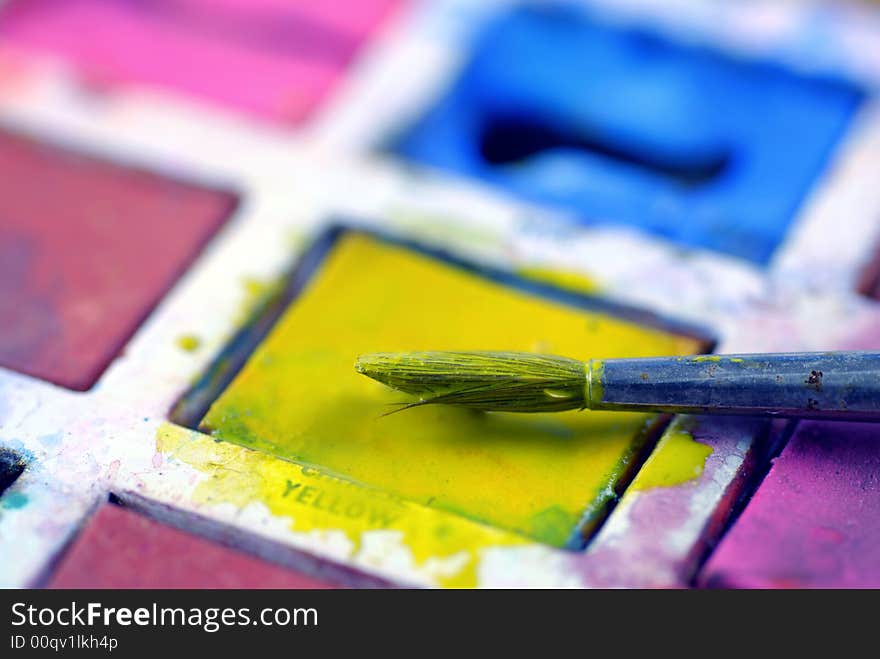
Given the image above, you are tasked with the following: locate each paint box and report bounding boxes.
[0,0,404,125]
[391,4,864,264]
[173,227,710,549]
[0,0,878,590]
[0,126,235,390]
[47,503,337,588]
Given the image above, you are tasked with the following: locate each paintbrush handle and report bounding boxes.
[587,351,880,421]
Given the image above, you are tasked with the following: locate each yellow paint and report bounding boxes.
[157,423,528,587]
[175,334,202,353]
[388,208,504,249]
[690,355,743,364]
[235,276,285,327]
[201,233,702,547]
[630,420,713,491]
[517,265,599,294]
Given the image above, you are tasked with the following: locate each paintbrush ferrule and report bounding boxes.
[585,359,603,411]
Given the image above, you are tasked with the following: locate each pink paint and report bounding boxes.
[0,45,34,96]
[47,504,336,588]
[0,0,403,124]
[0,127,234,390]
[700,420,880,588]
[839,313,880,351]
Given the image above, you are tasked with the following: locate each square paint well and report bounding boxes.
[186,229,709,548]
[699,420,880,588]
[0,127,236,390]
[46,503,336,588]
[391,4,863,264]
[0,0,403,125]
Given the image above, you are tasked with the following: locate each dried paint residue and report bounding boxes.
[236,276,285,328]
[157,423,528,588]
[0,491,27,510]
[175,335,202,352]
[689,355,744,363]
[517,265,599,294]
[200,233,703,547]
[630,420,713,491]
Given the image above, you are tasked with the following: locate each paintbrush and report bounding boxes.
[354,351,880,421]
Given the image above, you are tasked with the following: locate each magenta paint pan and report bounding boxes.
[699,420,880,588]
[0,0,404,124]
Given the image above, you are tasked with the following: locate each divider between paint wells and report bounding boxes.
[168,223,716,557]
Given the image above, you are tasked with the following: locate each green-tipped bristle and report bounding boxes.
[355,351,587,413]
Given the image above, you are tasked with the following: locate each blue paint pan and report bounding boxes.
[391,3,864,264]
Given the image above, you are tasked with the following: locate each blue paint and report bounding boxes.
[1,491,27,510]
[37,431,63,448]
[391,4,864,264]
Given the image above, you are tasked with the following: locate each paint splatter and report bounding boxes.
[175,335,202,353]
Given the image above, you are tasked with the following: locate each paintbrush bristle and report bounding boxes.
[355,351,587,413]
